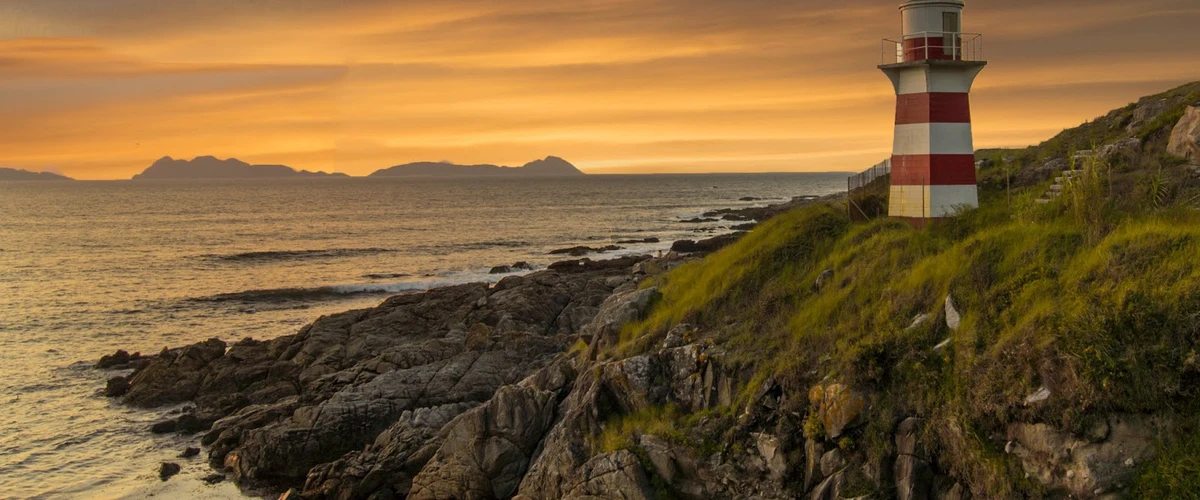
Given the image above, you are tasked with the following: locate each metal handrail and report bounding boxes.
[881,32,983,64]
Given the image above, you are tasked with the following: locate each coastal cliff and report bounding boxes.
[96,82,1200,499]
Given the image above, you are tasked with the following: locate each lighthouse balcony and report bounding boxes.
[881,32,983,65]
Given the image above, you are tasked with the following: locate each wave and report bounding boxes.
[202,248,394,263]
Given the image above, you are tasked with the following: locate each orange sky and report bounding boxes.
[1,0,1198,180]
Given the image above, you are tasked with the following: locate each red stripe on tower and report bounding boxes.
[879,0,986,220]
[895,93,972,124]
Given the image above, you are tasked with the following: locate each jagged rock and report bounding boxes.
[1168,106,1200,160]
[638,434,710,498]
[661,323,692,350]
[633,259,664,276]
[159,462,181,481]
[123,338,228,408]
[944,295,961,331]
[895,418,933,500]
[670,232,745,254]
[96,350,131,369]
[584,286,659,355]
[1096,137,1141,159]
[301,402,475,499]
[490,262,536,274]
[103,376,130,397]
[516,357,654,499]
[811,470,844,500]
[1005,415,1169,497]
[110,263,641,494]
[808,384,867,439]
[804,438,825,491]
[753,433,787,481]
[407,385,559,499]
[1127,98,1170,132]
[551,451,655,500]
[819,449,845,477]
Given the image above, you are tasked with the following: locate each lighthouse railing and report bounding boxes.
[881,32,983,65]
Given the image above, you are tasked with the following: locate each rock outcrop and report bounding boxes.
[1168,106,1200,160]
[101,257,670,498]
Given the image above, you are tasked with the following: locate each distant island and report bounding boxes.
[369,156,584,177]
[132,156,348,180]
[0,167,73,181]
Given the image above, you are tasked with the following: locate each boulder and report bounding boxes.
[103,376,130,398]
[96,349,131,369]
[159,462,181,481]
[808,384,868,439]
[1168,106,1200,160]
[1127,98,1170,132]
[180,447,201,458]
[123,338,228,408]
[944,295,961,331]
[753,433,788,482]
[1005,415,1169,497]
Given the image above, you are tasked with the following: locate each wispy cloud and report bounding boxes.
[0,0,1197,179]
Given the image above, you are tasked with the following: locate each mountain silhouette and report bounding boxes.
[132,156,348,180]
[0,167,73,181]
[369,156,584,177]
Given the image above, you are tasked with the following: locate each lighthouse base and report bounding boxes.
[888,184,978,219]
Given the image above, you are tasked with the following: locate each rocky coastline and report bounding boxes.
[94,194,838,499]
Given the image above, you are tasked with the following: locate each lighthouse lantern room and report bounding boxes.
[880,0,985,221]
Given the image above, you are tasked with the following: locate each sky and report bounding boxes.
[1,0,1198,180]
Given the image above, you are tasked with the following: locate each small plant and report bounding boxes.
[803,412,825,440]
[1145,164,1171,209]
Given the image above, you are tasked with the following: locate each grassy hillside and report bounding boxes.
[609,82,1200,498]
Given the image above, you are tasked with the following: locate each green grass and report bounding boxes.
[1129,419,1200,499]
[607,155,1200,495]
[591,81,1200,496]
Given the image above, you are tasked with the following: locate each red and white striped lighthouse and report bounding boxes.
[880,0,986,221]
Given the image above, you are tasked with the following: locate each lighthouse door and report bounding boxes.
[942,12,960,59]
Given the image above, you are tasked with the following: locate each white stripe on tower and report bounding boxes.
[884,64,983,220]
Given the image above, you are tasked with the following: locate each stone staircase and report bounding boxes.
[1035,169,1084,204]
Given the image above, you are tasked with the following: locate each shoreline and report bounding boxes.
[91,191,844,497]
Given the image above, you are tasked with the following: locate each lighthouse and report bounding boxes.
[880,0,986,221]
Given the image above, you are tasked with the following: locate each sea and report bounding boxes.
[0,173,846,499]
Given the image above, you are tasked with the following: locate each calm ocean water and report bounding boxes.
[0,174,844,499]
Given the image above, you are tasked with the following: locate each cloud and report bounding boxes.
[0,0,1197,179]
